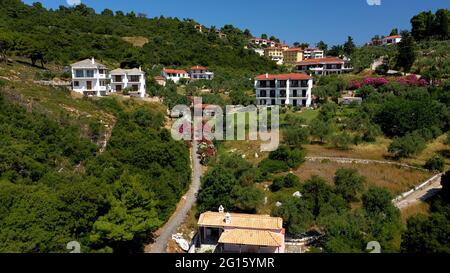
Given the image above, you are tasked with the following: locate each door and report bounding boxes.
[86,81,92,90]
[116,84,122,92]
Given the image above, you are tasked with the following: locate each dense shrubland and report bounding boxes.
[0,95,190,253]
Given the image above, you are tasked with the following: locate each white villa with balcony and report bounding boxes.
[162,68,190,83]
[189,65,214,80]
[303,48,324,59]
[295,57,353,76]
[255,73,312,107]
[71,58,110,96]
[110,67,146,97]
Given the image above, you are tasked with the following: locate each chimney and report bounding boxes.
[218,205,224,213]
[225,212,231,224]
[91,57,95,64]
[139,66,142,71]
[265,73,269,79]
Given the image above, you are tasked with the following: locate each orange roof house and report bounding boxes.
[197,209,285,253]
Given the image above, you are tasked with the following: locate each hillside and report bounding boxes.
[0,0,278,80]
[0,60,191,253]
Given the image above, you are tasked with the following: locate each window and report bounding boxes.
[75,70,84,78]
[99,69,106,75]
[114,75,122,82]
[293,90,298,97]
[73,81,79,87]
[260,90,267,97]
[86,70,94,77]
[130,75,140,82]
[132,85,138,91]
[100,80,106,87]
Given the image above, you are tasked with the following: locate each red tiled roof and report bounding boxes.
[255,73,311,81]
[190,65,208,70]
[285,47,303,52]
[384,35,402,39]
[163,68,188,74]
[296,57,344,66]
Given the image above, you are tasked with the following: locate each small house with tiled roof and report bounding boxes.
[162,68,190,83]
[197,207,285,253]
[188,65,214,80]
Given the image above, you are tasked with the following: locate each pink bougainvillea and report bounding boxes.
[397,75,428,87]
[362,77,389,87]
[348,80,362,90]
[348,77,388,90]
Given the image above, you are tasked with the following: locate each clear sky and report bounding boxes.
[24,0,450,46]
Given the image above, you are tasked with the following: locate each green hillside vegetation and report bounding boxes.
[0,0,278,86]
[0,72,190,252]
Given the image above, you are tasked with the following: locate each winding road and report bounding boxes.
[146,140,203,253]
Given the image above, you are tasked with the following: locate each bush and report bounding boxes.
[284,173,300,188]
[270,177,285,192]
[260,146,305,174]
[283,127,310,147]
[334,168,365,202]
[388,133,426,158]
[331,132,352,150]
[424,154,445,172]
[259,159,289,174]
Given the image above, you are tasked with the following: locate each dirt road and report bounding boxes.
[146,140,203,253]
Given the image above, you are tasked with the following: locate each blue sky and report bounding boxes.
[24,0,450,46]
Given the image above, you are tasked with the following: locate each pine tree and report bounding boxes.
[396,31,416,72]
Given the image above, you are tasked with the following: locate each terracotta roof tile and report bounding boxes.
[198,212,283,230]
[218,229,283,247]
[255,73,311,81]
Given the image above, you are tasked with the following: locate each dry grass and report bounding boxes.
[402,135,450,170]
[401,202,430,223]
[293,161,431,194]
[304,137,391,161]
[122,36,149,47]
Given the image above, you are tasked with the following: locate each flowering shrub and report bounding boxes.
[362,77,389,87]
[397,75,428,87]
[348,80,362,90]
[348,77,388,90]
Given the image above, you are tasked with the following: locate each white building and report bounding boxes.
[162,68,190,83]
[255,73,312,107]
[249,38,277,47]
[382,35,402,45]
[71,58,110,96]
[303,48,324,59]
[252,48,265,56]
[110,67,146,97]
[295,57,353,76]
[189,66,214,80]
